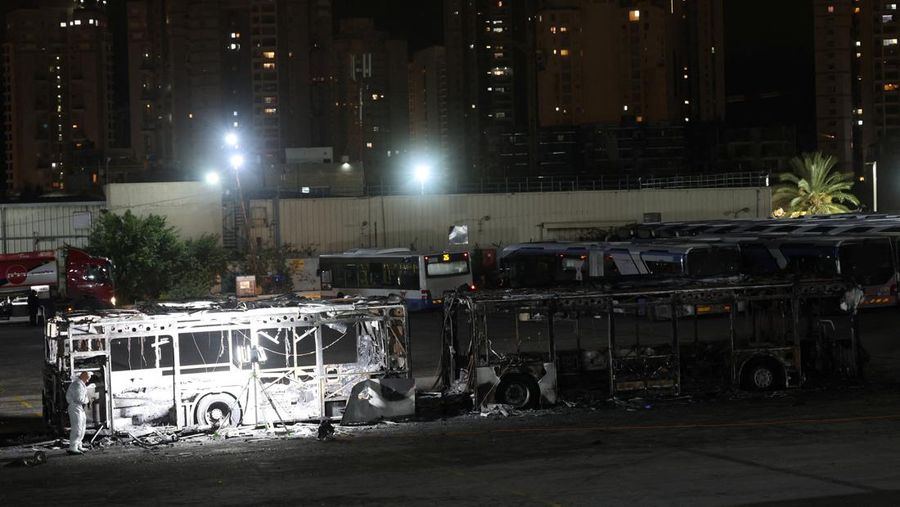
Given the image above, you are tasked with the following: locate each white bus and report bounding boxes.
[318,248,474,311]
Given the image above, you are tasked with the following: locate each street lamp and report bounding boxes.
[413,163,431,194]
[204,171,220,185]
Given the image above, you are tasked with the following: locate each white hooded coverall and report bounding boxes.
[65,377,89,452]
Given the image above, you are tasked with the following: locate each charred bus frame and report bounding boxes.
[440,280,863,408]
[43,298,414,434]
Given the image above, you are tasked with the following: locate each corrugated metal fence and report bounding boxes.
[0,201,105,254]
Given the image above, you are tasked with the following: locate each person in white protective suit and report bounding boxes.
[65,371,95,455]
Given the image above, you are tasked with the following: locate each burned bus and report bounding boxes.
[42,297,414,434]
[439,280,864,409]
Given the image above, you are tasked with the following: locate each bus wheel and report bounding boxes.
[496,373,540,409]
[195,394,242,428]
[741,359,784,391]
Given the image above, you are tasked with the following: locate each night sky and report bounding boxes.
[333,0,443,54]
[724,0,816,151]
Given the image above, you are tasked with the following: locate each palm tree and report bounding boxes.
[772,152,860,217]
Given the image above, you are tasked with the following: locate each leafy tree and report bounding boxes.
[773,152,860,217]
[164,234,229,300]
[88,211,227,303]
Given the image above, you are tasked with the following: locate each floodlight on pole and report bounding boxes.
[413,164,431,194]
[225,131,239,148]
[229,153,245,171]
[204,171,220,185]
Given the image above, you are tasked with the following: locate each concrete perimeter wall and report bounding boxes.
[249,187,772,254]
[105,182,223,241]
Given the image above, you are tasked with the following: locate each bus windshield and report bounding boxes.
[425,253,471,277]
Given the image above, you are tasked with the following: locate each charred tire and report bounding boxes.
[741,359,785,391]
[495,373,541,409]
[195,394,242,428]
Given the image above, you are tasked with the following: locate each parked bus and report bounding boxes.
[497,241,742,288]
[693,235,898,307]
[318,248,474,311]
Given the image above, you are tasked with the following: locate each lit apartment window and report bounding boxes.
[229,43,240,50]
[827,5,834,13]
[856,41,861,47]
[629,10,640,22]
[884,38,898,46]
[498,0,502,5]
[263,62,275,69]
[550,26,557,33]
[856,108,863,114]
[264,107,277,114]
[858,120,864,125]
[854,7,860,13]
[560,49,570,56]
[552,49,557,55]
[884,15,894,23]
[366,142,373,148]
[560,26,568,32]
[884,83,898,91]
[636,115,643,123]
[493,27,503,32]
[262,51,275,59]
[890,4,897,10]
[623,105,629,111]
[188,113,193,119]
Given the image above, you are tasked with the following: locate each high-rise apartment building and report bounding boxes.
[409,46,449,163]
[2,1,112,193]
[126,0,335,181]
[535,0,724,128]
[333,18,408,183]
[444,0,539,178]
[814,1,900,208]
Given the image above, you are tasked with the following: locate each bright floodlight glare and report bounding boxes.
[205,171,220,185]
[229,154,245,169]
[341,162,351,170]
[224,132,239,147]
[413,164,431,183]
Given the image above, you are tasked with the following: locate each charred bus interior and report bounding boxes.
[439,280,864,409]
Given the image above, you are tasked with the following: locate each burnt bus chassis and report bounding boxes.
[42,298,414,435]
[439,280,863,408]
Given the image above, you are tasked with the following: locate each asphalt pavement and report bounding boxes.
[0,310,899,506]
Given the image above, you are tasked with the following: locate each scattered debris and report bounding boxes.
[5,451,47,468]
[480,404,519,418]
[317,420,335,441]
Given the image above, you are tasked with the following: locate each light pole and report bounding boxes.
[872,161,878,213]
[225,132,249,251]
[864,161,878,212]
